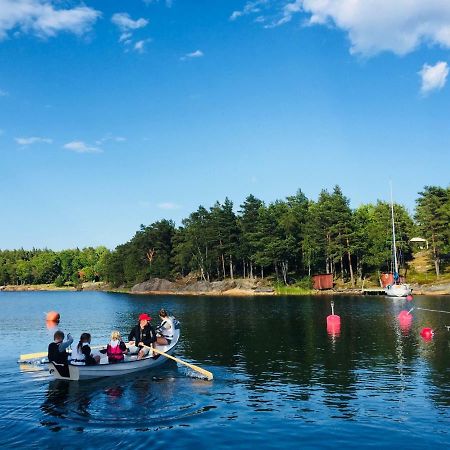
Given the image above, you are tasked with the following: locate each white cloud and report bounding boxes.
[0,0,101,40]
[111,13,148,32]
[95,135,126,145]
[119,32,132,43]
[230,1,268,21]
[134,39,151,53]
[111,12,150,51]
[302,0,450,56]
[63,140,101,153]
[180,49,204,61]
[269,0,302,27]
[157,202,180,210]
[419,61,449,94]
[0,89,8,96]
[15,136,52,145]
[234,0,450,56]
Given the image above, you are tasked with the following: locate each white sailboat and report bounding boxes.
[385,186,412,298]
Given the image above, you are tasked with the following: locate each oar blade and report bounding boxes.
[19,351,48,361]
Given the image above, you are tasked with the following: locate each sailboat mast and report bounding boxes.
[390,184,399,275]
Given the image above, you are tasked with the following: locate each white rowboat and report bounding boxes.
[48,329,180,381]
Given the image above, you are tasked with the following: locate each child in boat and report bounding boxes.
[156,308,175,345]
[106,331,128,363]
[71,332,100,366]
[48,330,73,364]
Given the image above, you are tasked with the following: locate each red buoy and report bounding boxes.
[420,327,434,340]
[46,311,60,323]
[406,295,413,302]
[397,310,412,333]
[327,301,341,335]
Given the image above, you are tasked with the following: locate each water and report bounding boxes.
[0,291,450,449]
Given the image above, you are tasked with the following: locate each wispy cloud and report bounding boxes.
[134,39,151,53]
[298,0,450,55]
[267,0,302,28]
[95,135,126,145]
[419,61,449,95]
[229,0,268,21]
[0,89,8,97]
[111,12,150,52]
[63,140,101,153]
[111,13,148,32]
[143,0,173,6]
[157,202,180,210]
[231,0,450,56]
[0,0,101,40]
[15,136,52,145]
[180,49,204,61]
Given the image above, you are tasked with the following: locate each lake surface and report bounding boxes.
[0,291,450,449]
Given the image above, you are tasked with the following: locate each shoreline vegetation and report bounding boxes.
[1,185,449,294]
[1,276,450,296]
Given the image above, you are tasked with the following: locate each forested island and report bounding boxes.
[1,185,449,294]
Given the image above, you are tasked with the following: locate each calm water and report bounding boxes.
[0,291,450,449]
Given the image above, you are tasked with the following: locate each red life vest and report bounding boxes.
[107,341,124,362]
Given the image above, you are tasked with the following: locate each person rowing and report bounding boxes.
[48,330,73,364]
[156,308,175,345]
[128,313,157,359]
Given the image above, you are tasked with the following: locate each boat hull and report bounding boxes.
[49,330,179,381]
[385,284,412,297]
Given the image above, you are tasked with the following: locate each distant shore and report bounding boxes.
[1,278,450,296]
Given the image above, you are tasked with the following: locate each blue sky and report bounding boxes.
[1,0,449,249]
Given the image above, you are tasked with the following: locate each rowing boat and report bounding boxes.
[48,329,180,381]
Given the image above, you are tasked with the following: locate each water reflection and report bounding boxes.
[1,292,450,448]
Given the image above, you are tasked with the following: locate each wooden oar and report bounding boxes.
[143,345,213,381]
[19,345,105,362]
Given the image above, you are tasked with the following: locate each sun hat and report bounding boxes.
[139,313,152,321]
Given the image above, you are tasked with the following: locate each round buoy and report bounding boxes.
[406,294,413,302]
[420,327,434,340]
[46,311,60,323]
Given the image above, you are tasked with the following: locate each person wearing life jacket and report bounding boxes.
[106,330,128,363]
[71,333,100,366]
[156,308,175,345]
[48,330,73,364]
[128,313,157,359]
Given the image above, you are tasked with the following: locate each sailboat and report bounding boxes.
[385,186,412,298]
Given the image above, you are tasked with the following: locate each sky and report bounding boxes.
[1,0,449,250]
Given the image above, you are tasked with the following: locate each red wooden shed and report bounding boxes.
[313,273,333,290]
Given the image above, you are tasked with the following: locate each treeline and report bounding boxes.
[1,185,448,288]
[104,185,449,287]
[0,247,110,286]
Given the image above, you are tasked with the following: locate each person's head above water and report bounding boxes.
[159,308,169,318]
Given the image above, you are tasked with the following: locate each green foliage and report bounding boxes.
[415,186,450,276]
[105,220,175,286]
[0,247,110,286]
[3,184,447,288]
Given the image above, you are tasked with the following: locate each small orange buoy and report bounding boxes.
[420,327,434,340]
[46,311,60,323]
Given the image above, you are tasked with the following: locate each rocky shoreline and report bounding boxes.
[1,278,450,296]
